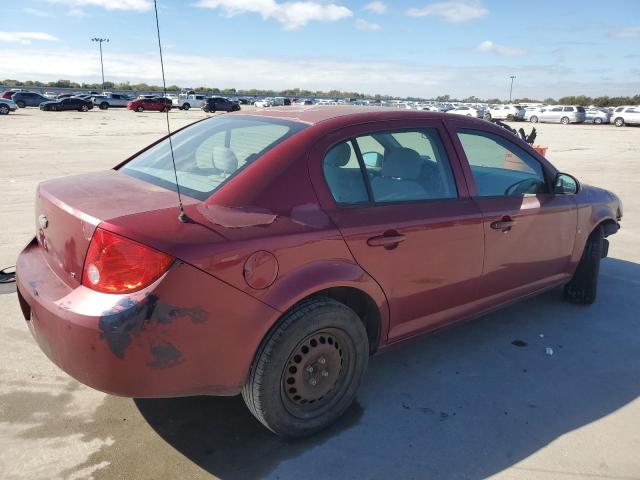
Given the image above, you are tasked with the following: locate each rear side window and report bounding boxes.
[563,107,574,112]
[457,129,547,197]
[120,116,306,201]
[322,129,458,205]
[323,142,369,205]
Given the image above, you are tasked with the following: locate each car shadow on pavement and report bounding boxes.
[136,257,640,479]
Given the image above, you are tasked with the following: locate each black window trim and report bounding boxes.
[323,127,461,209]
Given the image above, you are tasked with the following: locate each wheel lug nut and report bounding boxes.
[309,377,318,386]
[306,365,314,373]
[317,356,326,365]
[321,370,329,377]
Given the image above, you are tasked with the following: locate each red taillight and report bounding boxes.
[82,228,173,294]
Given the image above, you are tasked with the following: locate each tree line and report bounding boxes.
[2,79,638,106]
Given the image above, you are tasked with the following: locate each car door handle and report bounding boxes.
[490,216,516,232]
[367,233,406,248]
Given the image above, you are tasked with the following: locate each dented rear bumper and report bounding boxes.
[16,238,280,398]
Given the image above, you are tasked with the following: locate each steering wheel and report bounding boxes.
[504,178,541,196]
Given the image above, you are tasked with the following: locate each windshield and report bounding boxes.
[120,116,306,201]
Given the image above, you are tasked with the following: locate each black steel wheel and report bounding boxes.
[243,297,369,437]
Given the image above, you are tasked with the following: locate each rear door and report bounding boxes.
[449,123,577,300]
[310,119,485,341]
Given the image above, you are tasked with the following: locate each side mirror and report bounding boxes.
[362,152,383,168]
[554,172,580,195]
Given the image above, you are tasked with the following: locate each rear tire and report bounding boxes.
[564,226,604,305]
[0,104,9,115]
[136,106,144,112]
[80,105,88,112]
[594,117,602,125]
[242,297,369,438]
[484,112,492,120]
[506,114,514,121]
[614,117,624,127]
[16,101,26,108]
[99,102,109,110]
[561,116,570,125]
[182,103,190,110]
[530,115,538,123]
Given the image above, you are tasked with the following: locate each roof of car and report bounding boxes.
[237,105,451,126]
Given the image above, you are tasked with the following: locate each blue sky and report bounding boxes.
[0,0,638,98]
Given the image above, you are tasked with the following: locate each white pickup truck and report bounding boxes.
[172,94,207,110]
[92,93,132,110]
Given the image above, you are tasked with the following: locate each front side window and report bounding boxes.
[457,129,547,197]
[564,106,575,112]
[120,116,306,201]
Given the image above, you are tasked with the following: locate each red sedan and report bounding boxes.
[16,107,621,437]
[127,97,172,112]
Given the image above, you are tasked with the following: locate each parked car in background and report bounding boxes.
[172,93,208,110]
[16,108,621,438]
[1,89,23,99]
[272,96,292,106]
[524,106,544,122]
[584,108,612,125]
[127,97,172,112]
[201,97,240,113]
[39,97,94,112]
[43,91,58,99]
[529,105,586,124]
[56,93,74,99]
[254,98,274,108]
[486,105,525,121]
[448,106,483,118]
[0,98,18,114]
[11,91,50,108]
[93,93,132,110]
[610,106,640,127]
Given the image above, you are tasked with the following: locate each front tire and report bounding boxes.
[136,106,144,112]
[506,114,514,121]
[16,101,26,108]
[0,104,9,115]
[99,102,109,110]
[530,115,539,123]
[484,112,492,120]
[182,103,190,110]
[242,297,369,438]
[594,117,603,125]
[79,105,89,112]
[564,226,604,305]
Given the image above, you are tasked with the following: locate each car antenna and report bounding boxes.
[153,0,193,224]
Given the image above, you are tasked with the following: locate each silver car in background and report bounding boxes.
[529,105,586,124]
[585,108,612,125]
[610,106,640,127]
[0,98,18,115]
[448,106,484,118]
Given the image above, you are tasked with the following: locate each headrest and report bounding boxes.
[325,142,351,167]
[213,146,238,174]
[381,148,422,180]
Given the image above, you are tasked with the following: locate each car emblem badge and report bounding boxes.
[38,214,48,230]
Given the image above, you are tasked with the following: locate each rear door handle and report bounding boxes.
[490,216,516,232]
[367,233,406,248]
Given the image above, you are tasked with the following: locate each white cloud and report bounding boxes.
[608,26,640,38]
[364,1,386,14]
[0,32,60,45]
[195,0,352,30]
[23,7,54,17]
[476,40,526,57]
[355,19,381,31]
[67,8,89,17]
[45,0,152,11]
[406,1,487,22]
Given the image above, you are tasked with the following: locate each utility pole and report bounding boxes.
[91,37,109,91]
[509,75,516,102]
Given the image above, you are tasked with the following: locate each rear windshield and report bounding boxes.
[120,116,306,201]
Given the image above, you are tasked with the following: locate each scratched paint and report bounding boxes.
[98,294,208,360]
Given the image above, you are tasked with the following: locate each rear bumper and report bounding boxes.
[16,238,280,398]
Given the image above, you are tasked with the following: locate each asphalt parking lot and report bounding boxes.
[1,108,639,480]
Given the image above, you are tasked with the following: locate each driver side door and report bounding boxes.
[451,126,578,299]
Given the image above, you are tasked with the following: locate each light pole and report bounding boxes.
[91,37,109,91]
[509,75,516,102]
